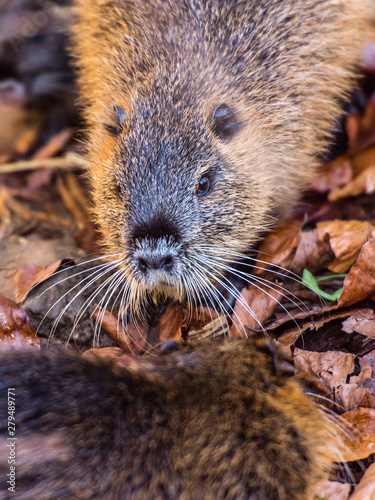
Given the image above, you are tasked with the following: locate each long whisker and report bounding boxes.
[186,266,230,336]
[47,260,122,341]
[192,258,261,337]
[37,259,121,334]
[67,266,125,346]
[195,253,299,334]
[205,254,307,315]
[35,253,122,298]
[198,245,303,283]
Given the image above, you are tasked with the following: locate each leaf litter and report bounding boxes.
[1,12,375,500]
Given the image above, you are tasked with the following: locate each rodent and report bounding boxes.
[0,339,333,499]
[71,0,372,316]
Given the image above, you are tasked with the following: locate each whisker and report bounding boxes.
[47,260,122,341]
[192,258,260,337]
[194,253,298,334]
[68,266,125,346]
[35,253,122,299]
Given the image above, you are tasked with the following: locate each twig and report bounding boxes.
[0,153,87,174]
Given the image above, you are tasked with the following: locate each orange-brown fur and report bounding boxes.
[0,340,334,499]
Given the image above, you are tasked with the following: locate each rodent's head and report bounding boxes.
[89,67,290,308]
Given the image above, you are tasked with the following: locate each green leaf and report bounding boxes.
[302,269,344,302]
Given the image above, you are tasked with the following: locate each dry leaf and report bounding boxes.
[14,259,72,303]
[329,165,375,202]
[311,480,350,500]
[291,229,334,274]
[342,309,375,338]
[349,462,375,500]
[311,158,353,193]
[339,409,375,462]
[92,308,147,353]
[340,362,375,411]
[0,293,39,348]
[338,236,375,308]
[294,349,355,397]
[159,302,184,341]
[230,286,282,337]
[255,216,302,274]
[316,221,375,274]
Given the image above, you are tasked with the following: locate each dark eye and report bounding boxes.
[104,105,128,137]
[212,103,240,142]
[196,176,210,196]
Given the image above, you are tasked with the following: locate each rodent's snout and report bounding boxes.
[131,235,185,296]
[137,254,174,273]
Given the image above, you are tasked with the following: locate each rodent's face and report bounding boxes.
[90,84,299,311]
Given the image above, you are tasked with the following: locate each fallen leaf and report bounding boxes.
[338,409,375,462]
[0,293,39,348]
[342,309,375,338]
[255,216,302,274]
[338,236,375,308]
[294,349,355,398]
[92,307,147,353]
[276,308,366,348]
[159,302,184,341]
[340,362,375,411]
[329,165,375,202]
[291,230,334,274]
[316,221,375,274]
[311,158,353,193]
[187,304,223,329]
[15,258,73,303]
[349,462,375,500]
[311,480,350,500]
[230,285,283,337]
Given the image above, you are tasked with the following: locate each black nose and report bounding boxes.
[137,255,174,273]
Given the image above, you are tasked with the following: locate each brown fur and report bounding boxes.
[0,340,333,499]
[71,0,372,309]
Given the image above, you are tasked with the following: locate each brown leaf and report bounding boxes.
[316,221,375,274]
[187,304,223,329]
[311,480,350,500]
[230,286,283,337]
[92,308,147,353]
[159,302,184,342]
[294,349,355,398]
[338,235,375,308]
[340,362,375,411]
[329,165,375,202]
[254,216,302,274]
[0,293,39,348]
[349,462,375,500]
[339,409,375,462]
[311,158,353,193]
[14,259,70,303]
[342,309,375,338]
[276,307,368,348]
[290,229,334,274]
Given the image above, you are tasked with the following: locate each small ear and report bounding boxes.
[211,103,240,142]
[104,105,128,136]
